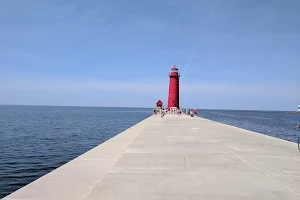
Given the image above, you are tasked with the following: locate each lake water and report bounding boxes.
[0,105,152,198]
[199,109,300,143]
[1,105,300,198]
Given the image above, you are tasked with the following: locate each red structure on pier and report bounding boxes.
[167,65,180,111]
[156,99,163,107]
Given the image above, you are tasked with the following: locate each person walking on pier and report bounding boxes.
[190,110,194,117]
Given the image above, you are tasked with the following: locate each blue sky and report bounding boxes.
[0,0,299,110]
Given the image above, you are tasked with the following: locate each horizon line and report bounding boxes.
[0,103,293,112]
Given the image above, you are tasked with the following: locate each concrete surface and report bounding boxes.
[3,115,300,200]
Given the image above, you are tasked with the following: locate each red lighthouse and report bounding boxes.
[167,65,180,111]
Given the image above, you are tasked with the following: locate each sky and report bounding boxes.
[0,0,299,111]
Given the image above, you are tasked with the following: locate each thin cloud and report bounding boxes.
[0,79,298,110]
[0,79,298,96]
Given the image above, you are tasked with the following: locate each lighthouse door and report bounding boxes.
[170,107,177,114]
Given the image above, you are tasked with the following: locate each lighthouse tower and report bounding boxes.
[167,65,180,112]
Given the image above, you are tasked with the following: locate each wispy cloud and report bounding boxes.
[0,79,167,93]
[0,78,298,96]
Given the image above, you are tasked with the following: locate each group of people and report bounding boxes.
[185,108,197,116]
[153,108,198,116]
[153,108,167,115]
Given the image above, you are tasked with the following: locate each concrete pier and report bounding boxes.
[3,115,300,200]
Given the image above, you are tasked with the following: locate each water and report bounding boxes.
[1,106,300,198]
[198,109,300,143]
[0,105,152,199]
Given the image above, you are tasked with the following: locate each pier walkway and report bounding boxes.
[4,115,300,200]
